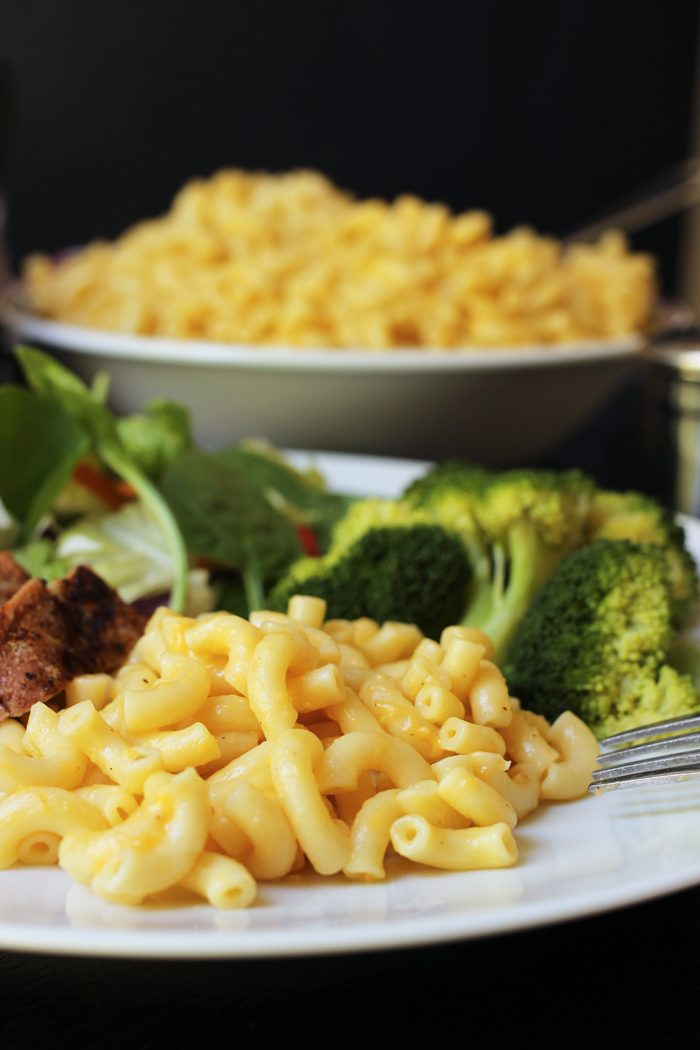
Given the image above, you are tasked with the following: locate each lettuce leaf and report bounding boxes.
[14,538,70,581]
[56,501,174,603]
[14,347,189,612]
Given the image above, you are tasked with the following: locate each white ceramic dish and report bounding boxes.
[0,291,643,466]
[0,449,699,960]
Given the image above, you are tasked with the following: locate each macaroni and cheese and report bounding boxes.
[0,595,599,909]
[25,169,654,348]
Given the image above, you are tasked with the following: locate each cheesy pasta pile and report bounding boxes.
[0,596,599,910]
[24,168,654,348]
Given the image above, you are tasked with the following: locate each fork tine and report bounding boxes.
[596,729,700,767]
[591,745,700,783]
[589,765,700,794]
[599,712,700,751]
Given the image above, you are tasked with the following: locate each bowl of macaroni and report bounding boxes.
[1,169,655,464]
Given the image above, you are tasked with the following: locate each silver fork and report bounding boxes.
[589,712,700,793]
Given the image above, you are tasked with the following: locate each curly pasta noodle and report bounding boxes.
[25,169,654,348]
[0,599,600,908]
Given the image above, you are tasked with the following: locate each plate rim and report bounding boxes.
[2,851,700,960]
[0,286,644,373]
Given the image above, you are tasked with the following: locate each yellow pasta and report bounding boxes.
[123,652,210,732]
[397,780,472,830]
[358,673,443,760]
[500,706,561,778]
[287,594,327,630]
[179,851,256,910]
[414,683,465,725]
[390,816,518,870]
[247,631,308,739]
[539,711,600,800]
[270,728,351,875]
[0,599,600,908]
[0,703,88,793]
[59,768,210,906]
[58,702,164,794]
[221,778,297,879]
[0,787,108,869]
[314,730,435,793]
[0,720,28,755]
[437,766,518,830]
[343,790,403,881]
[287,664,346,712]
[74,784,139,826]
[24,169,654,348]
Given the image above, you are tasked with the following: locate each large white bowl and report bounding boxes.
[0,291,642,465]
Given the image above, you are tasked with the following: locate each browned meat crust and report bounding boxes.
[50,566,146,677]
[0,578,77,717]
[0,567,146,720]
[0,552,30,606]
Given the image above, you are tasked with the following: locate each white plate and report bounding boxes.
[1,450,699,960]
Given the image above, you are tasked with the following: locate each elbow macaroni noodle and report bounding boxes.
[24,169,654,348]
[0,598,599,908]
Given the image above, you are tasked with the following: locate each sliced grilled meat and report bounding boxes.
[50,566,146,675]
[0,567,145,720]
[0,552,30,606]
[0,577,77,718]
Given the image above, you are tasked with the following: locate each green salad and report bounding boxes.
[0,346,351,618]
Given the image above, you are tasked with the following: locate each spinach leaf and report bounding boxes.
[0,385,90,542]
[160,450,303,609]
[217,444,353,552]
[14,346,189,612]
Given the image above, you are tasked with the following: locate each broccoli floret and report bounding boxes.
[268,499,471,639]
[504,539,700,738]
[403,461,492,533]
[587,489,698,630]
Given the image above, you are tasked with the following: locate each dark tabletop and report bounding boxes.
[0,346,697,1043]
[1,885,699,1046]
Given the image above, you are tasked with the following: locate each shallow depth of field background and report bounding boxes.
[0,0,698,296]
[0,0,699,490]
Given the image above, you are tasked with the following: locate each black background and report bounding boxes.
[1,2,700,1041]
[1,0,699,296]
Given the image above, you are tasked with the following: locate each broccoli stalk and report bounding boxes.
[470,471,595,662]
[406,464,594,664]
[504,539,700,738]
[268,499,471,640]
[467,513,576,663]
